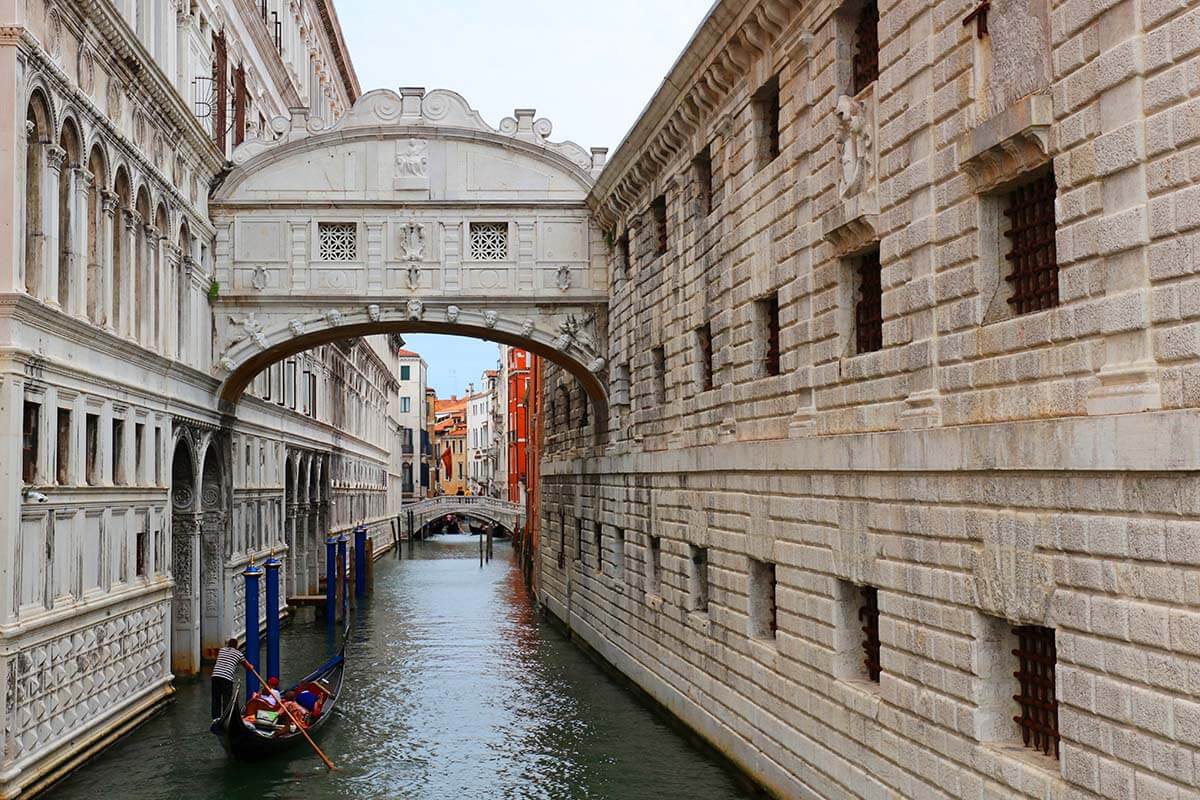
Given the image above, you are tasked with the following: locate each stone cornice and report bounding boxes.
[231,0,303,109]
[587,0,802,230]
[312,0,360,102]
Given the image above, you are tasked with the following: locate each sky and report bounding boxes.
[336,0,712,397]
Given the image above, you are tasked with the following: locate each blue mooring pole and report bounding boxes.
[243,563,263,696]
[337,533,349,618]
[354,524,367,599]
[264,556,281,683]
[325,536,338,625]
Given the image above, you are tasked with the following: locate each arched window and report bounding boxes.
[112,168,131,337]
[153,203,169,350]
[58,119,83,311]
[134,188,151,345]
[177,221,191,361]
[23,92,52,298]
[86,144,108,325]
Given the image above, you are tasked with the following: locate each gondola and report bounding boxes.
[212,642,347,760]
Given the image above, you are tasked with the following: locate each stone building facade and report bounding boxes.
[0,1,401,795]
[540,0,1200,798]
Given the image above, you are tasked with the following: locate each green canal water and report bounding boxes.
[45,535,761,800]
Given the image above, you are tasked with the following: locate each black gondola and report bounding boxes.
[212,643,346,760]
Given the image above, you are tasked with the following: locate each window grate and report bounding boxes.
[859,586,881,682]
[1004,172,1059,315]
[853,1,880,94]
[318,222,357,261]
[470,222,509,261]
[1012,625,1059,758]
[652,196,668,257]
[855,249,883,353]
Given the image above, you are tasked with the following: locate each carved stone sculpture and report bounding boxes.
[289,319,305,337]
[407,299,424,320]
[446,305,460,323]
[399,222,425,261]
[325,309,342,327]
[251,266,268,291]
[835,95,873,199]
[483,310,499,328]
[556,265,572,291]
[521,319,535,338]
[367,304,382,323]
[231,313,268,349]
[394,139,429,190]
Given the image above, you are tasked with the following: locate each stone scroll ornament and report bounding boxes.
[835,95,873,199]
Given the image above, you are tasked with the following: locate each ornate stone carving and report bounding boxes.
[289,318,305,336]
[399,221,425,261]
[835,95,873,199]
[106,80,123,119]
[230,313,268,348]
[367,304,382,323]
[78,46,95,95]
[521,319,535,338]
[407,299,424,320]
[220,356,237,372]
[250,266,268,291]
[394,139,429,190]
[556,265,572,291]
[445,305,460,323]
[956,94,1053,192]
[407,264,421,291]
[324,308,342,327]
[46,7,62,58]
[588,357,607,373]
[483,310,498,328]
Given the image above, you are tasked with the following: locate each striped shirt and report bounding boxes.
[212,647,242,682]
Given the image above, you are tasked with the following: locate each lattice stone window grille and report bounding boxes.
[318,222,358,261]
[469,222,509,261]
[1004,171,1059,315]
[1013,625,1060,758]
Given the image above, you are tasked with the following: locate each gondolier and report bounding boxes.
[211,639,246,720]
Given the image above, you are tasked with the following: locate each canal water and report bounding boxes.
[46,535,760,800]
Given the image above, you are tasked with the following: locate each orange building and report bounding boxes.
[520,355,543,591]
[505,348,532,504]
[432,396,468,495]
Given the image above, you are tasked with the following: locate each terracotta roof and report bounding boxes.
[434,397,466,413]
[396,349,422,358]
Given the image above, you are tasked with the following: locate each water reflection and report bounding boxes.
[47,535,759,800]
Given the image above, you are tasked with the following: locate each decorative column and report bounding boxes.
[100,191,117,331]
[170,513,203,676]
[122,210,140,339]
[180,256,196,361]
[165,243,182,357]
[70,167,93,318]
[42,145,66,307]
[243,563,262,696]
[142,222,157,348]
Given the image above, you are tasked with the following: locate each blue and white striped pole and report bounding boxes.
[243,563,263,696]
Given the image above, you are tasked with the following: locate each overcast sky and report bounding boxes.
[337,0,712,397]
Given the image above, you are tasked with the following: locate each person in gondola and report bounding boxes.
[211,639,247,720]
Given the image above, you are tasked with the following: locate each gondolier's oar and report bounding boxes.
[243,660,339,771]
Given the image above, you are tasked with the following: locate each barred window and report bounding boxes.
[22,400,40,484]
[859,586,881,682]
[852,0,880,94]
[651,195,668,257]
[470,221,509,261]
[753,75,781,170]
[855,249,883,353]
[1013,625,1059,758]
[318,222,357,261]
[1004,171,1059,315]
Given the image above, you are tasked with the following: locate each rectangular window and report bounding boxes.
[575,518,583,564]
[1004,171,1060,315]
[855,249,883,353]
[136,526,147,577]
[757,293,781,377]
[111,418,125,485]
[22,401,40,484]
[558,512,566,568]
[753,75,781,170]
[134,423,145,484]
[318,222,358,261]
[652,346,667,405]
[55,408,71,485]
[469,222,509,261]
[85,413,100,485]
[647,536,661,594]
[614,528,625,579]
[1012,625,1059,758]
[594,521,603,574]
[154,427,162,485]
[617,231,631,281]
[749,559,778,640]
[688,545,709,613]
[400,365,411,381]
[695,323,714,392]
[852,0,880,94]
[651,195,668,257]
[693,146,713,217]
[401,397,411,413]
[285,360,297,409]
[859,586,881,682]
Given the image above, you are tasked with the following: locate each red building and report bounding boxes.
[505,348,532,504]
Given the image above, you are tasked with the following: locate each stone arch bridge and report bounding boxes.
[209,87,611,420]
[406,496,525,534]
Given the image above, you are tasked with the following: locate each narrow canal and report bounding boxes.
[46,535,760,800]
